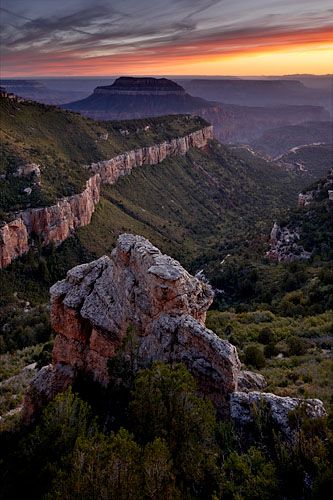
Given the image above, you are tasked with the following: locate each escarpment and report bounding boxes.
[23,234,326,429]
[0,126,213,269]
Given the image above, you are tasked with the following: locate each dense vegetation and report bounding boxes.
[252,121,332,157]
[0,95,207,211]
[0,97,332,499]
[1,361,332,499]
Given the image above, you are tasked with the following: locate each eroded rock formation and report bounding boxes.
[24,234,241,421]
[266,222,311,262]
[0,126,213,269]
[24,234,327,430]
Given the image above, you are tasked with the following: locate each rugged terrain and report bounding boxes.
[64,77,329,145]
[0,85,332,500]
[252,120,333,157]
[24,234,326,430]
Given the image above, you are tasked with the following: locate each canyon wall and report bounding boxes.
[0,126,213,269]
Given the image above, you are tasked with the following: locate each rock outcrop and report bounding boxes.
[237,370,267,392]
[230,391,326,437]
[267,169,333,262]
[24,234,327,430]
[0,218,29,268]
[23,234,241,421]
[0,126,213,269]
[266,222,311,262]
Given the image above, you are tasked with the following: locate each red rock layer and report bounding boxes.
[0,218,29,268]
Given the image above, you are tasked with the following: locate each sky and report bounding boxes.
[1,0,333,77]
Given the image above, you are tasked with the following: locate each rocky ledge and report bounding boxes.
[0,126,213,269]
[23,234,326,431]
[266,222,311,263]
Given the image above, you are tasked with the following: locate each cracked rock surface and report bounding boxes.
[23,234,327,429]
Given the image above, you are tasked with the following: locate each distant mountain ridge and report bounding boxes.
[94,77,185,95]
[63,76,329,144]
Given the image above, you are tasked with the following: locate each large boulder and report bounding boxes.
[230,391,327,438]
[24,234,241,420]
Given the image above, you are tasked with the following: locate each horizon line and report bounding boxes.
[1,73,332,79]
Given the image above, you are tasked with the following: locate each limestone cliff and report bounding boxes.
[24,234,241,420]
[0,126,213,269]
[24,234,326,430]
[0,218,29,268]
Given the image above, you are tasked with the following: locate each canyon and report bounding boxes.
[0,126,213,269]
[65,77,329,144]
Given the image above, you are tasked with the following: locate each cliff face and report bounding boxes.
[0,126,213,269]
[24,234,326,429]
[89,127,213,183]
[0,218,29,268]
[24,233,241,419]
[20,174,101,247]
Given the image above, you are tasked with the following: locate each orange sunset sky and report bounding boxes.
[1,0,333,76]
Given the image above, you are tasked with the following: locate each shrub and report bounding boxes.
[244,345,266,369]
[130,362,217,490]
[218,447,279,499]
[258,327,276,345]
[264,343,278,358]
[287,336,308,356]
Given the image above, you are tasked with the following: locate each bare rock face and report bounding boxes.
[237,371,267,392]
[23,234,240,420]
[230,391,326,437]
[23,364,75,423]
[15,163,41,184]
[20,174,101,247]
[0,218,29,268]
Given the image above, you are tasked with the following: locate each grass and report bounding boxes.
[206,309,333,406]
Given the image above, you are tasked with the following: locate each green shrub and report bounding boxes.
[287,336,308,356]
[258,327,276,345]
[244,345,266,369]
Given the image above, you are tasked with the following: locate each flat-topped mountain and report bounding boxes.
[64,76,329,144]
[64,77,209,119]
[94,77,185,95]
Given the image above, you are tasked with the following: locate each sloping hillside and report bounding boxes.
[0,138,305,306]
[0,94,207,212]
[251,121,333,157]
[277,144,333,180]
